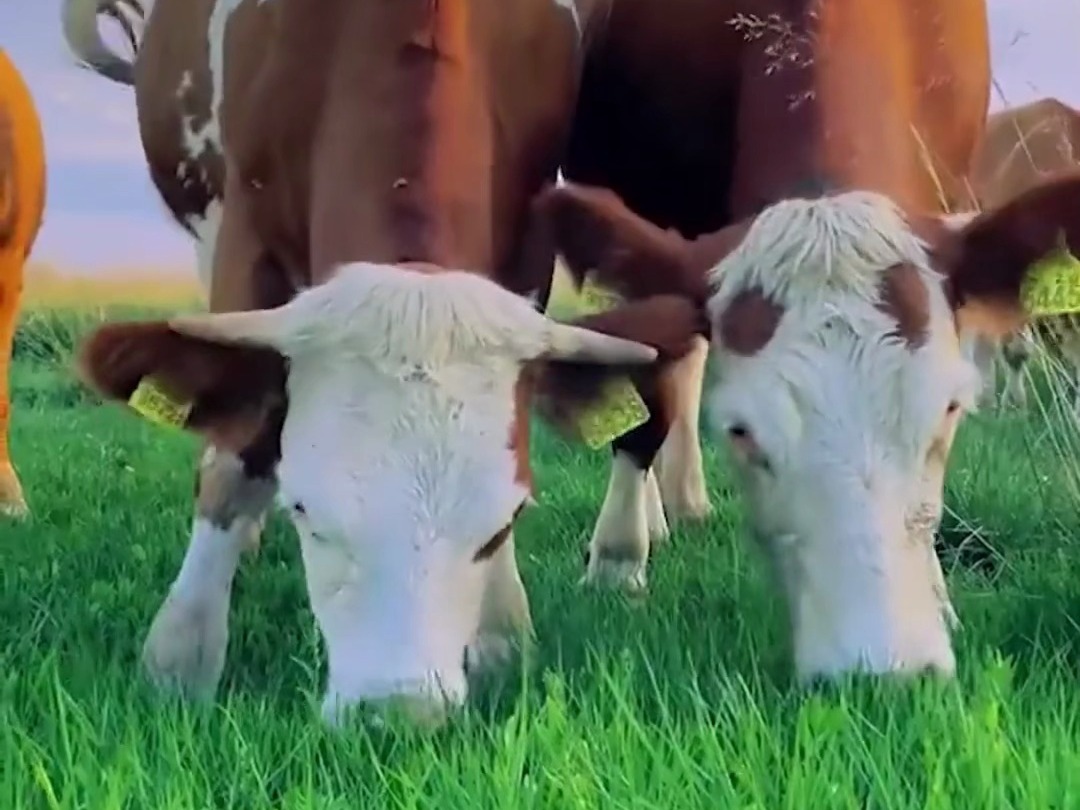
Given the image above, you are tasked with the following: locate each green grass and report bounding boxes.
[4,307,1080,808]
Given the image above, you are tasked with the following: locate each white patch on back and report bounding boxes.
[550,0,581,37]
[173,0,251,290]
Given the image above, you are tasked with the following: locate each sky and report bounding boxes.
[0,0,1077,276]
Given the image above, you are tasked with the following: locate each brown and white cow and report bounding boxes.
[543,0,993,608]
[537,181,1080,680]
[968,98,1080,410]
[62,0,695,726]
[528,0,1080,681]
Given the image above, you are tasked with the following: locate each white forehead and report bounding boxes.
[278,262,550,363]
[273,263,531,536]
[705,192,979,454]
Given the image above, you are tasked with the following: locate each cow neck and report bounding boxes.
[306,1,495,284]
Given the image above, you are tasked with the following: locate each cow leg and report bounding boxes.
[653,335,711,523]
[465,532,533,674]
[968,335,1000,410]
[141,174,282,697]
[999,332,1031,411]
[0,247,26,518]
[141,442,277,698]
[583,387,672,592]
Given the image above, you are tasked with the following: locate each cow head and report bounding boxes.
[536,176,1080,681]
[77,262,695,721]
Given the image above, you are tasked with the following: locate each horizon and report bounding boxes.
[1,0,1077,279]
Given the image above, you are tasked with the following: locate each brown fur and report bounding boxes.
[943,174,1080,332]
[532,294,704,437]
[971,98,1080,210]
[717,289,785,356]
[76,322,286,454]
[879,264,931,348]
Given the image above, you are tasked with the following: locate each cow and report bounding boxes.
[0,49,46,519]
[61,0,695,727]
[523,0,1079,681]
[967,98,1080,411]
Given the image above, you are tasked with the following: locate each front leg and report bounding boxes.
[465,531,533,675]
[654,335,712,522]
[584,399,671,592]
[142,443,276,698]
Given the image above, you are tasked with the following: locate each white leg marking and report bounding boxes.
[465,533,533,675]
[141,516,253,699]
[644,467,670,545]
[584,451,652,591]
[655,336,712,521]
[142,447,272,698]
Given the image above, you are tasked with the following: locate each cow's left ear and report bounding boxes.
[941,174,1080,338]
[529,181,705,301]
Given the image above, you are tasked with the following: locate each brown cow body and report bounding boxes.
[968,98,1080,411]
[62,0,684,725]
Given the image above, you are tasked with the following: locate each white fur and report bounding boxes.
[142,448,270,696]
[222,264,549,718]
[584,451,659,591]
[704,191,977,678]
[142,517,249,697]
[550,0,581,37]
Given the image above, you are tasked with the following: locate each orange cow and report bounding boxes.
[0,50,46,518]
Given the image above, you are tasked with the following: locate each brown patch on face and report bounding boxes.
[878,263,930,348]
[717,288,784,356]
[511,372,533,492]
[472,500,526,563]
[473,524,511,563]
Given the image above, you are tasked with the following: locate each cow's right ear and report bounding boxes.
[76,321,286,452]
[530,182,707,301]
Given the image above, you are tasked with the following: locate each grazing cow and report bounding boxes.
[63,0,691,726]
[0,50,46,519]
[541,0,992,603]
[529,0,1060,681]
[968,98,1080,410]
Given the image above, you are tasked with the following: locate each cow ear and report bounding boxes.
[942,174,1080,339]
[76,321,286,453]
[530,181,706,301]
[531,294,706,438]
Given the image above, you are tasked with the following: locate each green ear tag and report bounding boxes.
[565,274,650,448]
[1021,242,1080,316]
[128,377,192,429]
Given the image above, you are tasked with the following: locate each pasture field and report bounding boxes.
[4,285,1080,808]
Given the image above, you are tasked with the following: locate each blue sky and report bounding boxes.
[0,0,1076,275]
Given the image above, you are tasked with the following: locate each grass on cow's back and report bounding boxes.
[3,305,1080,808]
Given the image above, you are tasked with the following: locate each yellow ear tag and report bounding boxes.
[127,377,192,429]
[1021,242,1080,316]
[566,274,650,449]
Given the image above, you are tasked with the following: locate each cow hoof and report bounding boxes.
[581,552,648,593]
[141,595,228,701]
[0,463,27,520]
